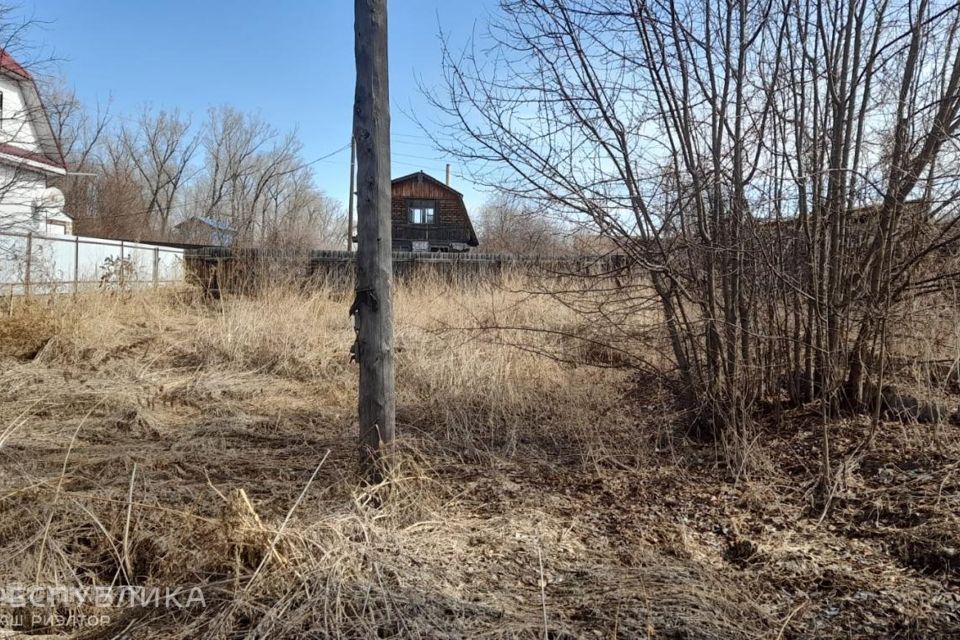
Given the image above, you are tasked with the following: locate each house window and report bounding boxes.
[0,91,4,124]
[408,199,436,225]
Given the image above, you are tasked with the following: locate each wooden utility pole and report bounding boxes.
[352,0,395,483]
[347,136,356,252]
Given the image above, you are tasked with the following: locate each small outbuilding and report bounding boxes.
[391,171,478,252]
[174,216,236,246]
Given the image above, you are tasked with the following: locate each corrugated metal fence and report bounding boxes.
[0,230,185,295]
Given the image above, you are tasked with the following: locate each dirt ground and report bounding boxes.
[0,286,957,639]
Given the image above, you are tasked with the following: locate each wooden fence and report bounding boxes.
[186,247,632,294]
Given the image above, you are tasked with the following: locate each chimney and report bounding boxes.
[445,163,451,186]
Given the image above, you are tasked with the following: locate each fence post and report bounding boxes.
[24,231,32,297]
[73,234,80,294]
[153,247,160,288]
[119,240,125,288]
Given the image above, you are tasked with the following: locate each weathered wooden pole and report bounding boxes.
[73,234,80,294]
[352,0,395,483]
[24,231,33,297]
[347,136,356,253]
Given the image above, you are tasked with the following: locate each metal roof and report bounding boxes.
[178,216,236,233]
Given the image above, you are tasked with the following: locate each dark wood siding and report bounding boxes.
[390,172,478,250]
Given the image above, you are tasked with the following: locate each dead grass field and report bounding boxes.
[0,279,957,639]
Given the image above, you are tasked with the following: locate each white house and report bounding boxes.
[0,52,189,293]
[0,50,71,236]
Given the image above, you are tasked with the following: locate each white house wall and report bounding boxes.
[0,164,47,231]
[0,75,42,153]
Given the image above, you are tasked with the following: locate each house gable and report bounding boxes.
[0,51,65,176]
[390,171,478,249]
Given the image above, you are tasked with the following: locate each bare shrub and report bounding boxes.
[429,0,960,477]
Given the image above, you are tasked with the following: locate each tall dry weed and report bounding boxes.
[0,280,718,639]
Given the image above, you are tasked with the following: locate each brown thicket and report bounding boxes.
[43,94,345,246]
[432,0,960,476]
[476,192,568,254]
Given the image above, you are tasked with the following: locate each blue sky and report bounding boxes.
[15,0,496,211]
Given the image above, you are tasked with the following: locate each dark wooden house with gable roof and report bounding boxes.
[391,171,479,252]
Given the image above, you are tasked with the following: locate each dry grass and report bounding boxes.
[0,279,957,639]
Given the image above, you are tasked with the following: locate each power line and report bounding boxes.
[392,151,446,161]
[305,142,352,165]
[391,132,434,140]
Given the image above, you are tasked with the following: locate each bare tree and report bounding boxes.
[42,79,110,221]
[50,99,341,246]
[195,106,303,244]
[431,0,960,472]
[261,166,346,250]
[476,192,565,254]
[120,108,198,237]
[82,134,151,239]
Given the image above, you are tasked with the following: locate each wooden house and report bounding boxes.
[391,171,478,252]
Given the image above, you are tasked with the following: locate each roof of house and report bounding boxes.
[0,51,30,79]
[0,142,61,166]
[391,170,464,197]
